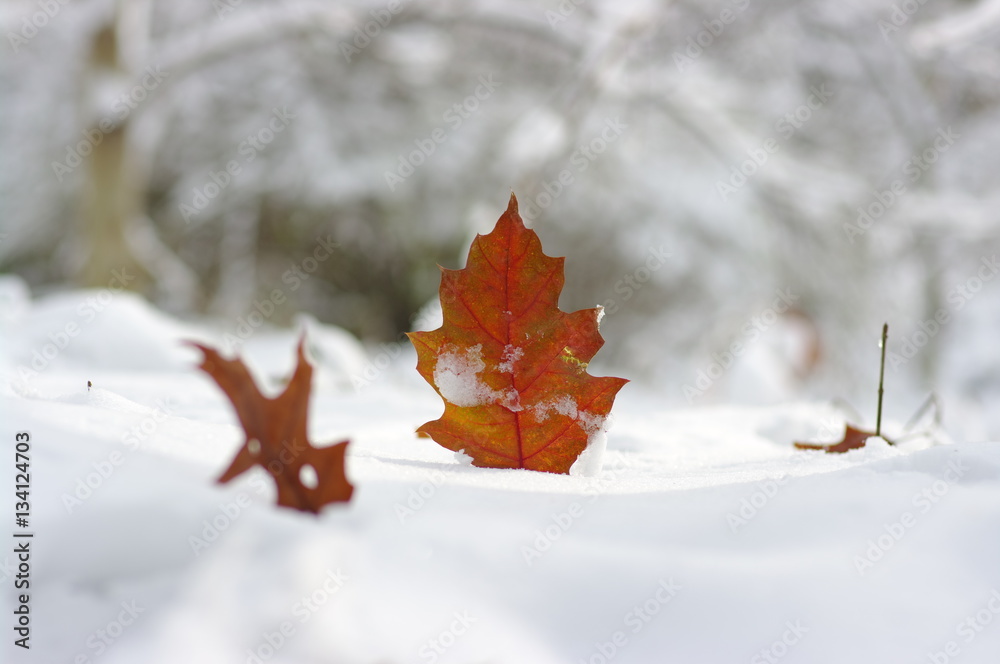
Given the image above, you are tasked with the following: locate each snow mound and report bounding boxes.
[1,289,993,664]
[8,289,201,376]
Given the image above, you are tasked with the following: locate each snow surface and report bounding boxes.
[2,286,1000,663]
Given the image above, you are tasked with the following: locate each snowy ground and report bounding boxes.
[3,282,1000,664]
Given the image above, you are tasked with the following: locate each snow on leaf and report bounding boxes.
[433,343,522,411]
[408,193,628,474]
[529,395,606,435]
[498,345,524,373]
[188,336,354,513]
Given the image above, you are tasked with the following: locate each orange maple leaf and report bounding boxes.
[794,424,894,454]
[189,337,353,513]
[408,193,628,474]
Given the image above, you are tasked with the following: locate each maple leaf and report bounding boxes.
[189,337,353,513]
[794,424,894,454]
[408,193,628,474]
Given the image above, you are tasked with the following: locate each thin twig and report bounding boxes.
[876,323,888,437]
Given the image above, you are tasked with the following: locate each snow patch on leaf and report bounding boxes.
[433,344,521,410]
[498,345,524,373]
[528,394,610,475]
[433,344,491,406]
[529,395,605,433]
[527,395,612,477]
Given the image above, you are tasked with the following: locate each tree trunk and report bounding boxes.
[78,21,148,291]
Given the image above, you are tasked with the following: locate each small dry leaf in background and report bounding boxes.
[189,337,353,513]
[794,424,893,454]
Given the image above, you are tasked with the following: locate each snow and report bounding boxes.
[431,344,609,469]
[528,395,610,476]
[433,343,491,407]
[3,288,1000,663]
[529,395,604,435]
[432,343,519,411]
[498,344,523,374]
[567,425,608,478]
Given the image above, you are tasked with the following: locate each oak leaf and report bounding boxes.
[408,193,628,474]
[189,337,353,513]
[794,424,894,454]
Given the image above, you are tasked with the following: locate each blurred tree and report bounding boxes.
[80,21,146,291]
[2,0,999,412]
